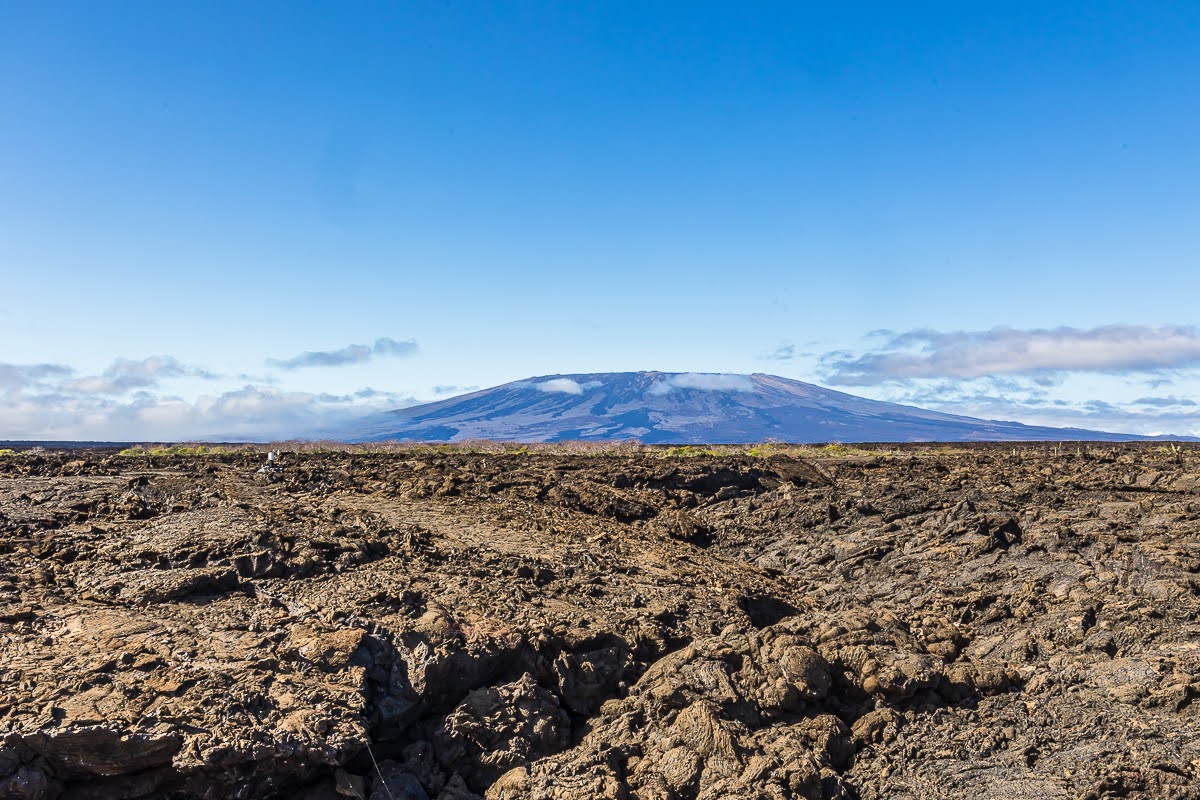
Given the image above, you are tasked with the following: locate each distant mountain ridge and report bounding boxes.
[341,371,1166,443]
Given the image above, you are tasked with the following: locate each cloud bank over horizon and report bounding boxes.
[0,363,416,441]
[0,342,421,440]
[819,325,1200,385]
[873,378,1200,438]
[5,323,1200,440]
[778,324,1200,438]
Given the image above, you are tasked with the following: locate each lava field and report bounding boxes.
[1,444,1198,799]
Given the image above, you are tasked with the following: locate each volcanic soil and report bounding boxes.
[1,444,1198,799]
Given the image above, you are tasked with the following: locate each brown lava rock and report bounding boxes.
[0,444,1199,798]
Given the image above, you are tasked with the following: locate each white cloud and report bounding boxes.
[648,373,755,396]
[822,325,1200,385]
[533,378,601,395]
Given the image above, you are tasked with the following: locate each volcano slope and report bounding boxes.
[1,444,1198,800]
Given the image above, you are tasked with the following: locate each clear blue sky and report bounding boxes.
[3,2,1200,439]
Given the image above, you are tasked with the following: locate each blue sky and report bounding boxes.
[3,1,1200,439]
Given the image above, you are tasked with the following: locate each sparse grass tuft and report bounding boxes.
[0,448,16,457]
[658,445,723,458]
[102,439,919,460]
[1151,442,1191,462]
[118,444,249,457]
[265,439,907,459]
[746,441,782,458]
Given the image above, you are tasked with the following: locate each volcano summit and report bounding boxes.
[344,372,1151,443]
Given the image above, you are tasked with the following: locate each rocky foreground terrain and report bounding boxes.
[1,444,1198,799]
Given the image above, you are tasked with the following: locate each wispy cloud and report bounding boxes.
[765,344,800,361]
[0,362,73,389]
[1131,395,1198,408]
[433,384,479,396]
[822,325,1200,385]
[761,340,832,364]
[648,373,755,395]
[62,356,217,395]
[268,337,418,370]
